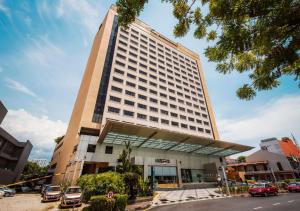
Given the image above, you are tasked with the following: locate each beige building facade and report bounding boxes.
[50,6,251,187]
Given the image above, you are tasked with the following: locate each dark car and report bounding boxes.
[287,182,300,192]
[42,186,61,202]
[248,183,278,197]
[60,186,82,208]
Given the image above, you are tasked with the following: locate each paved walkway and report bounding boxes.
[152,188,228,207]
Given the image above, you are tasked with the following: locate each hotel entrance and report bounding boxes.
[148,166,178,188]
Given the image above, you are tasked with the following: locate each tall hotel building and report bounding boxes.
[50,6,251,187]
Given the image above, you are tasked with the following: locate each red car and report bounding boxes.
[287,182,300,192]
[248,183,278,197]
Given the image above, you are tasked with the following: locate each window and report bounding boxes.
[150,107,158,112]
[105,146,113,154]
[205,129,211,134]
[110,96,121,103]
[125,90,135,96]
[114,68,124,75]
[277,162,284,171]
[127,73,136,79]
[160,93,167,98]
[188,117,195,122]
[171,112,178,118]
[138,94,147,100]
[161,119,169,124]
[181,124,188,129]
[115,60,125,67]
[111,86,122,93]
[126,81,136,87]
[138,103,147,109]
[161,109,168,115]
[128,65,137,72]
[124,100,134,106]
[108,106,120,114]
[137,113,147,119]
[139,77,147,83]
[123,110,134,117]
[150,89,157,95]
[160,101,168,106]
[150,116,159,122]
[138,85,147,91]
[190,126,196,131]
[150,98,158,103]
[171,121,179,127]
[113,77,123,84]
[87,144,96,153]
[180,115,186,120]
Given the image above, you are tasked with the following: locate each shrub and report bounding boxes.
[77,172,125,201]
[138,177,152,196]
[114,194,128,211]
[90,195,115,211]
[90,194,128,211]
[123,172,139,200]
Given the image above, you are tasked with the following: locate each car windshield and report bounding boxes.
[47,186,60,192]
[252,184,265,188]
[66,188,81,194]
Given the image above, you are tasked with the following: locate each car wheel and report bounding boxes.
[263,192,268,197]
[274,191,278,196]
[4,193,9,197]
[250,194,254,197]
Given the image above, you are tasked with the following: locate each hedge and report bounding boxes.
[90,194,128,211]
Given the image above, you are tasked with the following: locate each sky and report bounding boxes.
[0,0,299,160]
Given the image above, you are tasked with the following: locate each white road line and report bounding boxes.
[288,200,294,203]
[272,203,280,206]
[253,207,263,210]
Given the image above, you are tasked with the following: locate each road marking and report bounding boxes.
[272,203,280,206]
[253,207,263,210]
[288,200,294,203]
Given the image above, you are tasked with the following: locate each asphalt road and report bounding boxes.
[151,193,300,211]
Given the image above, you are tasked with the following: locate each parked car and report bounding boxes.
[41,184,51,196]
[42,186,61,202]
[287,182,300,192]
[60,186,82,208]
[0,189,4,199]
[0,187,16,197]
[248,183,278,197]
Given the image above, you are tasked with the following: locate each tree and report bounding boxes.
[237,156,246,163]
[116,141,133,173]
[116,0,300,100]
[54,135,64,144]
[21,161,49,180]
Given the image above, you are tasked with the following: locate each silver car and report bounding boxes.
[42,185,61,202]
[60,186,82,208]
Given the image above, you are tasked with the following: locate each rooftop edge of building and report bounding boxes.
[109,4,200,61]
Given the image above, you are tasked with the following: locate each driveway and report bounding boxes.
[0,193,83,211]
[150,192,300,211]
[152,188,226,207]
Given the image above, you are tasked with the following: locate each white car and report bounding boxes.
[0,189,4,199]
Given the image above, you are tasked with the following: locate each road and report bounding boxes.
[150,193,300,211]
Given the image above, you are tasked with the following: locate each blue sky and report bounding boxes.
[0,0,299,160]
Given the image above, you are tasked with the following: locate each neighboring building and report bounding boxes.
[0,101,33,185]
[260,137,300,158]
[227,150,300,182]
[50,5,252,188]
[30,159,49,167]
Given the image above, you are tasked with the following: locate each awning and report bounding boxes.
[98,119,253,157]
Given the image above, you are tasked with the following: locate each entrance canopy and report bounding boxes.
[98,120,253,157]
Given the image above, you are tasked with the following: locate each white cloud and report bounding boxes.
[0,0,11,18]
[218,95,300,156]
[24,35,65,67]
[5,78,38,97]
[1,109,67,160]
[56,0,100,35]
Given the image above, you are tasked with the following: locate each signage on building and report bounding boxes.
[155,159,170,164]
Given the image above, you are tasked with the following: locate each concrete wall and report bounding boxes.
[0,127,33,185]
[246,150,294,171]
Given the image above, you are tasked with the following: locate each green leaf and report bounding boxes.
[236,84,256,100]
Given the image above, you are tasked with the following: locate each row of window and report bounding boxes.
[111,75,207,111]
[107,106,211,134]
[113,64,203,100]
[115,49,201,91]
[116,39,201,87]
[109,94,208,120]
[120,28,197,68]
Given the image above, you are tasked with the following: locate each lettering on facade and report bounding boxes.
[155,158,170,164]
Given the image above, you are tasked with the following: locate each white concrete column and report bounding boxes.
[177,160,182,188]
